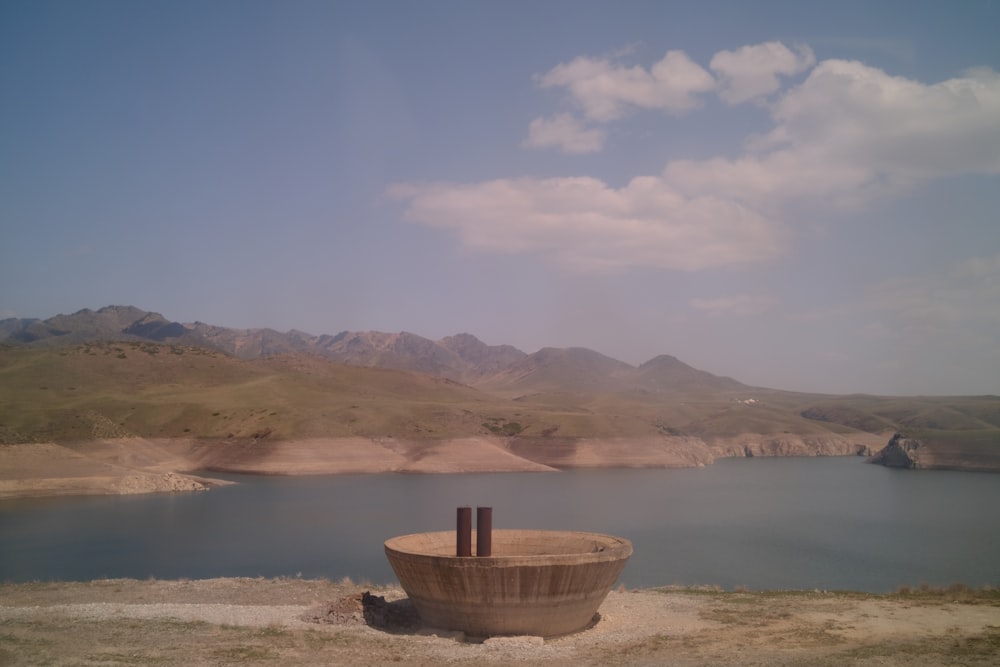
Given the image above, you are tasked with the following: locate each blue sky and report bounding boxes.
[2,1,999,395]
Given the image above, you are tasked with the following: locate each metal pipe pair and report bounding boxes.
[456,506,492,557]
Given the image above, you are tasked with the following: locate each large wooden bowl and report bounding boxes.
[384,529,632,638]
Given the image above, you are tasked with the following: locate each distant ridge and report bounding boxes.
[0,305,743,393]
[1,305,152,345]
[479,347,646,394]
[637,355,745,393]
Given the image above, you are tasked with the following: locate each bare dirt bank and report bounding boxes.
[1,578,997,666]
[1,432,886,500]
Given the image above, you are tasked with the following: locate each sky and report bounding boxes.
[2,1,999,396]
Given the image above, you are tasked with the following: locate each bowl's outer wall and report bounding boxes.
[384,530,632,637]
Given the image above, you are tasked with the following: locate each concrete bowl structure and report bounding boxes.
[384,529,632,638]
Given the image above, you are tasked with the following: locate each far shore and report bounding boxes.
[0,433,892,500]
[5,429,996,501]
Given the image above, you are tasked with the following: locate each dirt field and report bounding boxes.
[1,578,998,666]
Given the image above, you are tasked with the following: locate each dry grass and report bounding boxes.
[2,343,999,472]
[2,578,999,666]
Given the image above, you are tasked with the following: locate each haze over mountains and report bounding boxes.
[0,305,744,394]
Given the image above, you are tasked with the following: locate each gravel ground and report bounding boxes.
[1,578,999,666]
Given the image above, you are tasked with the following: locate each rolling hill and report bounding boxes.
[2,306,999,481]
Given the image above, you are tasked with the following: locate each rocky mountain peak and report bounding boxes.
[438,333,528,372]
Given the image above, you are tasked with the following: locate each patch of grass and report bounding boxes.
[892,583,1000,604]
[842,629,1000,662]
[0,631,54,650]
[955,628,1000,657]
[701,606,793,627]
[615,633,673,661]
[482,417,524,436]
[83,651,168,665]
[302,629,359,649]
[153,618,215,632]
[253,624,287,639]
[209,645,279,661]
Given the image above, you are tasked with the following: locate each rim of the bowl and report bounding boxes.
[384,529,633,560]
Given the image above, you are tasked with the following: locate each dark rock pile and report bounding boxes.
[301,591,420,633]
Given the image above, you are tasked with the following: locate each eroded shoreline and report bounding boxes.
[1,433,890,500]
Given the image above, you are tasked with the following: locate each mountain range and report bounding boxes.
[0,305,744,394]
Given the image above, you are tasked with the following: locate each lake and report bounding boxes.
[1,457,998,591]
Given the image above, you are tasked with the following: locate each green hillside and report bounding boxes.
[2,343,998,472]
[0,343,838,444]
[0,342,499,442]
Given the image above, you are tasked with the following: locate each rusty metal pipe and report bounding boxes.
[456,507,472,557]
[476,506,492,557]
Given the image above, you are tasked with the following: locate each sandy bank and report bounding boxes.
[1,431,885,500]
[1,578,997,666]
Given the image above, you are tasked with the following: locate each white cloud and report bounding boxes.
[770,62,1000,179]
[388,176,785,272]
[394,46,1000,275]
[523,113,605,154]
[666,61,1000,207]
[710,41,815,104]
[690,294,779,316]
[536,50,715,121]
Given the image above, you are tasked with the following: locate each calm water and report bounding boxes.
[2,457,999,591]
